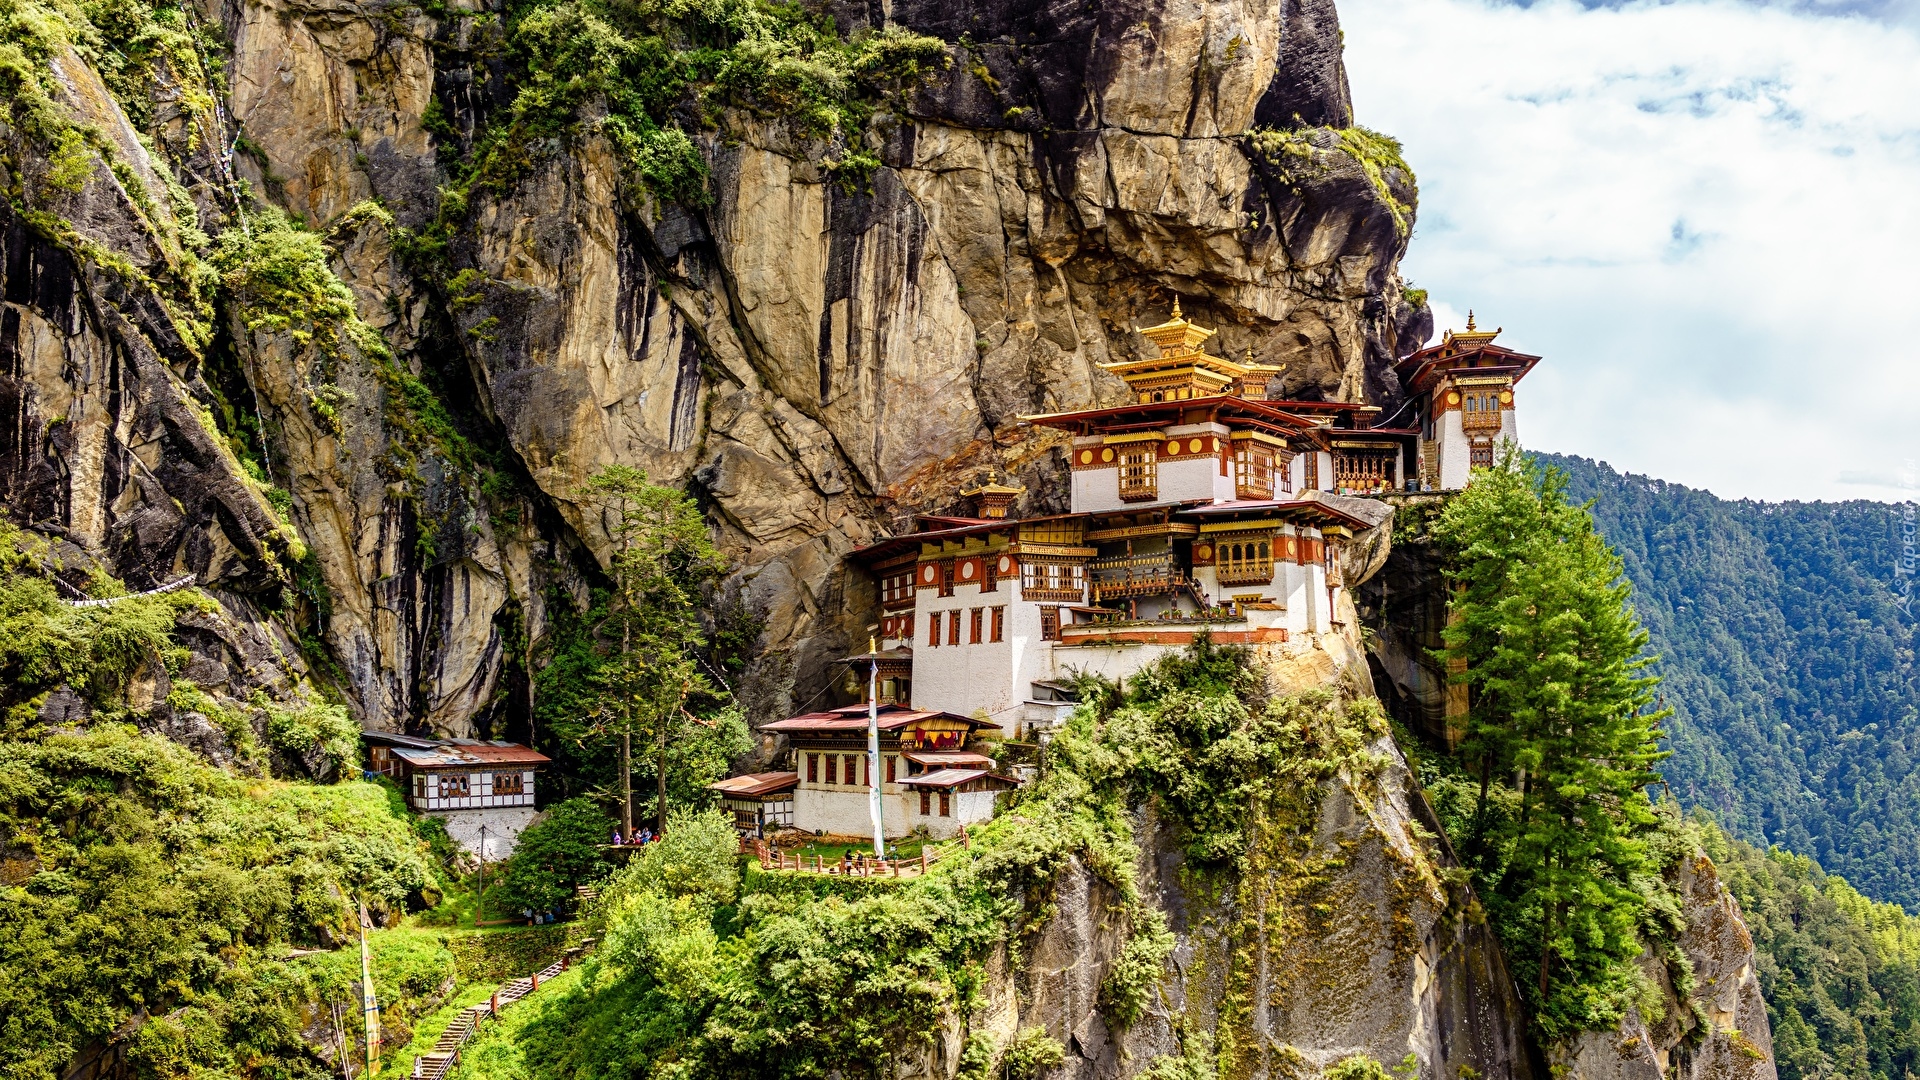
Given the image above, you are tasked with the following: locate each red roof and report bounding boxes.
[1177,498,1378,531]
[897,768,1020,789]
[710,771,800,798]
[388,740,551,770]
[759,702,1001,734]
[1394,342,1542,397]
[904,750,996,768]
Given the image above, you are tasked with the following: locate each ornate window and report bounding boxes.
[493,772,524,796]
[926,612,940,648]
[938,559,956,597]
[807,754,818,783]
[948,610,962,646]
[991,606,1005,643]
[1302,451,1319,491]
[1470,444,1494,469]
[880,568,915,609]
[1233,441,1278,500]
[1039,606,1061,641]
[970,608,983,644]
[1215,533,1275,586]
[438,774,470,798]
[1020,559,1086,602]
[1117,443,1158,501]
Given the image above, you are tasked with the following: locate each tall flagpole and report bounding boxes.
[867,631,885,858]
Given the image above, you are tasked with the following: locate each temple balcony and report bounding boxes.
[1089,552,1184,599]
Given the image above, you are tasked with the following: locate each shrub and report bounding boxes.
[493,798,616,913]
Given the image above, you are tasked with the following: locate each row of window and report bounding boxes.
[412,772,526,799]
[807,752,891,786]
[926,606,1008,647]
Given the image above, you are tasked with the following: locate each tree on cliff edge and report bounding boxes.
[1436,448,1672,1038]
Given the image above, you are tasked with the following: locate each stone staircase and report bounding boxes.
[410,959,570,1080]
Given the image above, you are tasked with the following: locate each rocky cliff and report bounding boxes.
[1,0,1427,738]
[0,0,1779,1077]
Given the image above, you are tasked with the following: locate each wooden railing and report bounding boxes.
[1089,552,1182,599]
[411,954,576,1080]
[747,836,962,879]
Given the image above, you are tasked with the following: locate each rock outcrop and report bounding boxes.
[5,0,1429,736]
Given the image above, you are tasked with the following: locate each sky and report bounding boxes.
[1339,0,1920,502]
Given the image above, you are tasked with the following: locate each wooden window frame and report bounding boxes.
[1303,451,1320,491]
[990,606,1005,643]
[938,559,956,597]
[969,608,983,644]
[440,773,470,798]
[948,609,962,646]
[1216,533,1276,586]
[1233,442,1277,500]
[939,791,952,817]
[807,753,818,783]
[493,771,524,796]
[1470,444,1494,469]
[1039,606,1061,641]
[981,558,998,592]
[1117,443,1158,502]
[886,755,896,784]
[919,790,931,815]
[927,611,940,648]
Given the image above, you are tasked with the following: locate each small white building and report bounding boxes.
[759,703,1013,840]
[1395,313,1541,491]
[710,771,799,836]
[364,732,549,860]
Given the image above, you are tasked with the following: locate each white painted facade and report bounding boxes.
[1434,400,1519,491]
[409,769,539,812]
[907,575,1062,727]
[900,788,999,838]
[437,806,539,861]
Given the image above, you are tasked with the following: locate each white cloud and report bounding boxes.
[1341,0,1920,501]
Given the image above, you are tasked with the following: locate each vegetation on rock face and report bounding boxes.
[1428,451,1677,1040]
[1247,125,1418,237]
[444,640,1396,1080]
[1541,453,1920,912]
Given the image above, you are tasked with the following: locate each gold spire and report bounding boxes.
[1170,295,1183,320]
[1465,310,1475,331]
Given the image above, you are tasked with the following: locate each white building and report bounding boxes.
[364,733,549,859]
[758,703,1014,840]
[1395,313,1540,491]
[848,304,1386,735]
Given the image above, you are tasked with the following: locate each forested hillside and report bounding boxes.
[1540,454,1920,908]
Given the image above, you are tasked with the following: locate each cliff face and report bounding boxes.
[3,0,1426,735]
[945,632,1776,1080]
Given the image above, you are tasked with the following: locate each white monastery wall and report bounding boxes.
[435,806,539,860]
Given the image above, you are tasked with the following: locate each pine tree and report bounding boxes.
[582,465,731,837]
[1436,448,1671,1037]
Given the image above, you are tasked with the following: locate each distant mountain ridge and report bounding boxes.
[1539,453,1920,909]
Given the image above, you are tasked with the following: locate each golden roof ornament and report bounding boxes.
[1440,309,1501,349]
[960,469,1025,519]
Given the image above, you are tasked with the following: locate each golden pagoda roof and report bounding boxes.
[1135,296,1217,355]
[959,471,1026,498]
[1438,310,1501,349]
[1100,301,1285,400]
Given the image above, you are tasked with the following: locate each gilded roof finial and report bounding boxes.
[1170,296,1183,321]
[1465,310,1476,332]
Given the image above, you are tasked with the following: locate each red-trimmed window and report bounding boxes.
[927,612,940,648]
[991,607,1005,643]
[948,610,962,645]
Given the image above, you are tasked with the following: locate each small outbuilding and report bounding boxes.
[363,732,550,859]
[711,771,800,836]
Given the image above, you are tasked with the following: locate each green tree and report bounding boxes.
[1435,448,1671,1038]
[577,465,730,837]
[494,798,616,913]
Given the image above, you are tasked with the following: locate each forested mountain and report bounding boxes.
[1540,454,1920,908]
